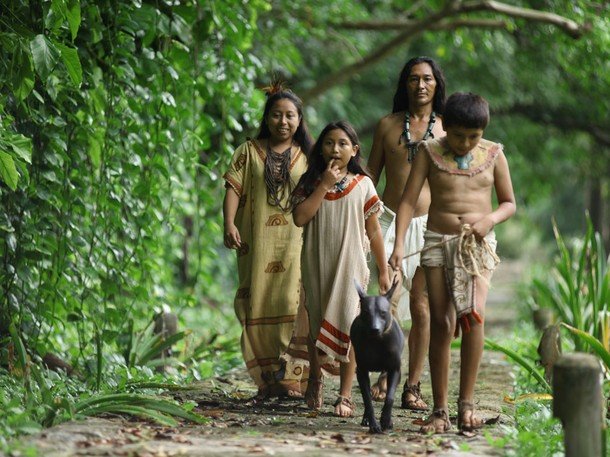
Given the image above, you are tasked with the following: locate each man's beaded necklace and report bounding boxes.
[400,111,436,163]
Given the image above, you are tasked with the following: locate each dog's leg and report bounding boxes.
[356,368,381,433]
[380,368,400,431]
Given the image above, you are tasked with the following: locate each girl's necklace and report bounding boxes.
[400,111,436,163]
[334,173,350,192]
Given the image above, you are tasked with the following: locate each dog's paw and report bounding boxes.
[368,423,383,434]
[361,415,370,427]
[381,418,393,431]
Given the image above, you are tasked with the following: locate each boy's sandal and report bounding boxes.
[305,377,324,410]
[418,408,452,434]
[333,395,355,417]
[457,399,485,432]
[401,382,428,411]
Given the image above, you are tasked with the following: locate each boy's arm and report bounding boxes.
[367,118,388,187]
[471,151,517,239]
[293,160,340,227]
[388,147,429,269]
[365,213,391,294]
[223,188,242,248]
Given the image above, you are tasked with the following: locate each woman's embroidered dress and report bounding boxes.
[224,139,307,388]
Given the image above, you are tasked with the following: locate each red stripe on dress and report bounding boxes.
[321,319,350,343]
[324,175,365,200]
[317,333,348,356]
[364,195,380,214]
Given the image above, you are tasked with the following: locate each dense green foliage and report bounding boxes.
[0,0,609,452]
[1,0,261,370]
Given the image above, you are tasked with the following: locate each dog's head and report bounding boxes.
[354,279,399,338]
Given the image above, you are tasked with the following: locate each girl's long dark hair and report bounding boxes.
[256,90,314,153]
[392,56,446,115]
[292,121,370,203]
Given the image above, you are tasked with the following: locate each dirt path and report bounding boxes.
[16,261,523,457]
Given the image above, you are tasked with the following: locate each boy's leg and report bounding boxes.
[403,266,430,409]
[335,346,357,417]
[421,266,454,432]
[458,274,490,429]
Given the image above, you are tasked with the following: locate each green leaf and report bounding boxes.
[484,338,551,392]
[51,0,68,21]
[55,42,82,87]
[0,151,19,190]
[137,330,191,365]
[9,135,33,164]
[66,0,81,41]
[30,35,60,81]
[12,45,35,101]
[561,323,610,370]
[9,323,28,373]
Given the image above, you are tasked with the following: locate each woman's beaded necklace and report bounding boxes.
[400,111,436,163]
[264,143,293,211]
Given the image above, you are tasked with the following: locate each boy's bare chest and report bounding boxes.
[429,166,494,192]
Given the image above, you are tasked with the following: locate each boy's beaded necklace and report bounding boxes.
[400,111,436,163]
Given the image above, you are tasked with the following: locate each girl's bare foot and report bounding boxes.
[370,372,387,401]
[333,395,355,417]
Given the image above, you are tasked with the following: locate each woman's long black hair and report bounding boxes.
[292,121,370,203]
[256,90,314,154]
[392,56,446,115]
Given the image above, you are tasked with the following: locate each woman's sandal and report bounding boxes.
[419,408,452,434]
[305,377,324,410]
[276,380,304,399]
[457,399,485,432]
[333,395,355,417]
[401,382,428,411]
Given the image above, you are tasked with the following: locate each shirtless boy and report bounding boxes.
[389,92,516,433]
[367,57,446,410]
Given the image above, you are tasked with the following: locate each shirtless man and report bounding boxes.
[367,57,446,410]
[389,92,516,433]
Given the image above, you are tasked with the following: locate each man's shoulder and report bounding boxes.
[377,112,403,128]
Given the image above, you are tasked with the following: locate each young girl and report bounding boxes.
[292,121,392,417]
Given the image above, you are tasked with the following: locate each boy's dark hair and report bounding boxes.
[392,56,446,114]
[292,121,370,201]
[442,92,490,129]
[256,90,314,154]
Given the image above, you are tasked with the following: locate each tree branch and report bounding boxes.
[301,1,586,101]
[337,18,507,31]
[460,0,584,39]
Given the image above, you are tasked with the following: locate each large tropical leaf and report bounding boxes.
[561,323,610,371]
[485,338,551,392]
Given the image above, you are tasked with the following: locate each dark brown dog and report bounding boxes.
[351,280,403,433]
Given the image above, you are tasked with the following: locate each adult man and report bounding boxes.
[367,56,446,410]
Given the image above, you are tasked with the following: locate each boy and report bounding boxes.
[389,92,516,433]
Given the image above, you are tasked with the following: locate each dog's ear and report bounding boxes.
[354,278,367,299]
[384,275,400,301]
